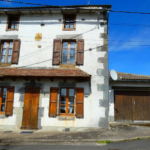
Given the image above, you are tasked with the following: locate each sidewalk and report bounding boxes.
[1,123,150,145]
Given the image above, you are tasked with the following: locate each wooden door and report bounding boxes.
[132,91,143,120]
[21,87,40,130]
[30,87,40,129]
[115,90,150,121]
[114,91,133,121]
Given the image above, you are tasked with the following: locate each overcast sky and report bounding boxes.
[0,0,150,75]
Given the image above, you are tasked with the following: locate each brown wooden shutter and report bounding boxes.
[0,40,1,54]
[5,86,15,116]
[12,39,21,64]
[52,39,61,65]
[49,87,58,117]
[76,88,84,118]
[6,15,9,30]
[77,39,84,65]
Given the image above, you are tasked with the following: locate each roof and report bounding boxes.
[109,71,150,81]
[0,68,91,79]
[0,4,111,15]
[0,5,111,9]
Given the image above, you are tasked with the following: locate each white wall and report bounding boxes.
[0,12,108,130]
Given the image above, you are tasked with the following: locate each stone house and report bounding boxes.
[0,5,111,131]
[109,72,150,123]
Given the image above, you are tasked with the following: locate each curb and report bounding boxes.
[0,136,150,144]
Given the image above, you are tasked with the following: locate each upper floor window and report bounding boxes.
[62,41,75,64]
[63,14,76,31]
[6,15,20,31]
[52,39,84,65]
[0,40,21,64]
[1,41,13,63]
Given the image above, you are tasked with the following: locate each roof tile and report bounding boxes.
[109,71,150,81]
[0,68,91,79]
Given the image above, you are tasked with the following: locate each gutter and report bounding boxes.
[109,79,150,82]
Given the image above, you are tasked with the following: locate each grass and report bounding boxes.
[98,136,145,144]
[98,140,111,144]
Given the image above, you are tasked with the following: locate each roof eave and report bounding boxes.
[0,6,111,15]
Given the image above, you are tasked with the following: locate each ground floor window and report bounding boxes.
[49,87,84,118]
[0,87,7,113]
[60,88,75,115]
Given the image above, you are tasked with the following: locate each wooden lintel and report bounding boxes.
[50,78,53,82]
[76,79,82,82]
[0,78,4,81]
[36,78,41,81]
[11,78,16,81]
[24,78,29,81]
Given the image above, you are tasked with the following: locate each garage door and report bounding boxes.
[114,91,150,121]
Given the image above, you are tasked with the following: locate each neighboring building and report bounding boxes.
[0,5,111,131]
[109,72,150,122]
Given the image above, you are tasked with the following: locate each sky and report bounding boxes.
[0,0,150,75]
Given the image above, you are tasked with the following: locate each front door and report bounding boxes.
[21,87,40,130]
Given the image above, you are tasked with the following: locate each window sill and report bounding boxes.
[0,63,11,67]
[6,29,18,31]
[63,28,76,31]
[58,116,75,121]
[60,64,76,68]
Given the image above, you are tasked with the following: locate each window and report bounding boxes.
[49,87,84,117]
[63,14,76,30]
[0,40,21,65]
[62,41,76,64]
[52,39,84,65]
[60,88,75,115]
[6,15,20,31]
[0,41,13,63]
[0,87,7,114]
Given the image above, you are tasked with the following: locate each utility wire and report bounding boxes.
[110,10,150,14]
[0,0,49,6]
[19,37,150,43]
[17,42,150,68]
[109,22,150,27]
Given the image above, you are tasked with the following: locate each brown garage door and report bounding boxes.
[114,91,150,121]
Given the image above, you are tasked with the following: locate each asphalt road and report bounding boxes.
[1,139,150,150]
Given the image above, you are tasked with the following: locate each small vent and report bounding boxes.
[41,23,45,26]
[65,128,70,132]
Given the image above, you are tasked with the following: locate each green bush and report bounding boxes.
[98,140,111,144]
